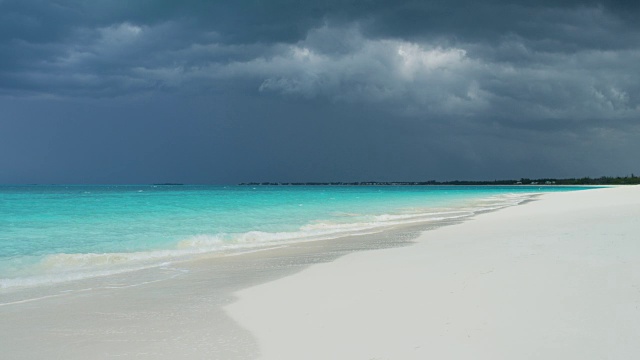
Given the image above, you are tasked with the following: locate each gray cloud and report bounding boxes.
[3,2,638,119]
[1,0,639,183]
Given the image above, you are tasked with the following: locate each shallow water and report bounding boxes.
[0,185,589,288]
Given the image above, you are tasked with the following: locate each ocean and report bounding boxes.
[0,185,589,289]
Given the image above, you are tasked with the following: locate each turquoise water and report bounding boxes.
[0,185,589,288]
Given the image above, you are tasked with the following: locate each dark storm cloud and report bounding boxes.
[1,0,639,183]
[2,1,639,114]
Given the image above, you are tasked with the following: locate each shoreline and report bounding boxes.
[0,212,464,359]
[1,187,540,293]
[2,186,637,358]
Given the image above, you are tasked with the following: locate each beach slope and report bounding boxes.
[227,186,640,359]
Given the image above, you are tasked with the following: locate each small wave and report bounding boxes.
[40,251,178,270]
[331,212,361,217]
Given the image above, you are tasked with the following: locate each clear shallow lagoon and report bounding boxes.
[0,185,589,289]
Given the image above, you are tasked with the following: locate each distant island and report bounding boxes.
[240,175,640,186]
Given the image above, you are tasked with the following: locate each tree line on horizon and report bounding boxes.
[239,174,640,186]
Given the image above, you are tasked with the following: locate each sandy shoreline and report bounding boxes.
[227,185,640,359]
[2,186,639,359]
[0,217,437,359]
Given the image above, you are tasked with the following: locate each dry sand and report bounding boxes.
[227,185,640,359]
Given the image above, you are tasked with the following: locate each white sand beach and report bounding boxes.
[1,186,639,359]
[227,185,640,359]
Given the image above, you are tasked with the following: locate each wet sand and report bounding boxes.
[0,220,442,359]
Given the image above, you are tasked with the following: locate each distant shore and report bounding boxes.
[239,175,640,186]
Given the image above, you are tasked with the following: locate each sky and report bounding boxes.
[1,0,639,184]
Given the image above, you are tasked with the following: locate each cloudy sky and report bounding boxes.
[1,0,639,183]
